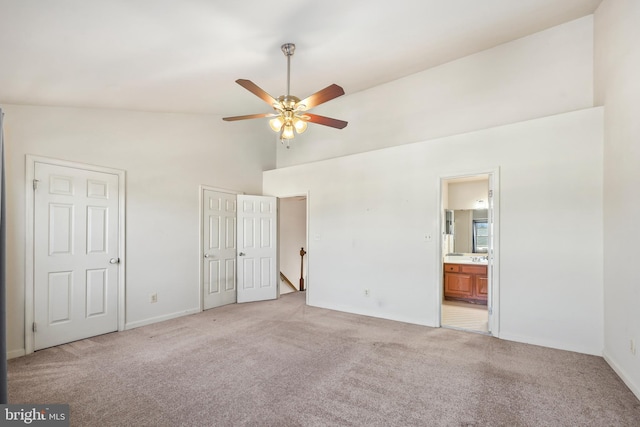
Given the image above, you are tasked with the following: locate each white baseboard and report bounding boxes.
[309,300,435,328]
[498,331,601,356]
[7,349,26,360]
[124,307,200,330]
[603,351,640,401]
[6,309,200,360]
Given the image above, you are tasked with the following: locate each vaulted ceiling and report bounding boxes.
[0,0,602,116]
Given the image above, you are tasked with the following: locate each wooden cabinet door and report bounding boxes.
[444,273,474,298]
[475,276,488,301]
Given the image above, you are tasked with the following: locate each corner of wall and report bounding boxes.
[603,351,640,401]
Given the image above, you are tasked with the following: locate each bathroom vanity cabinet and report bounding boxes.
[443,263,488,305]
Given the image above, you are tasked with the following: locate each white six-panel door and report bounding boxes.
[236,195,277,303]
[33,162,119,350]
[202,189,237,310]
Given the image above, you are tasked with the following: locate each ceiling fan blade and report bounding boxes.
[236,79,278,107]
[222,113,277,122]
[304,113,348,129]
[297,84,345,110]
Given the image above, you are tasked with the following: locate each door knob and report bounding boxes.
[109,258,120,264]
[239,252,246,256]
[204,254,214,258]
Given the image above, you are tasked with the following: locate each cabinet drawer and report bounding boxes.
[461,265,487,275]
[443,264,460,273]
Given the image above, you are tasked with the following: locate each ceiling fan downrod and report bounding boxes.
[281,43,295,97]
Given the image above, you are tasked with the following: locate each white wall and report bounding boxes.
[279,197,307,290]
[3,104,274,357]
[595,0,640,398]
[447,180,488,210]
[276,16,594,168]
[264,108,604,355]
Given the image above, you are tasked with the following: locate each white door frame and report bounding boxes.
[25,155,126,355]
[276,193,310,302]
[436,168,500,337]
[198,185,240,312]
[275,191,310,305]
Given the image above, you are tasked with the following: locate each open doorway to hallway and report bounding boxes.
[441,174,496,335]
[279,196,307,295]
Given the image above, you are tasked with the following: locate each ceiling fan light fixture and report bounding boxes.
[282,123,295,139]
[293,117,307,134]
[269,116,284,132]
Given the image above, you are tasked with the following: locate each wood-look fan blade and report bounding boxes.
[222,113,277,121]
[297,84,345,110]
[304,113,348,129]
[235,79,278,106]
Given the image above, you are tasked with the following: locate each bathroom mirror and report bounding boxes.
[451,209,488,253]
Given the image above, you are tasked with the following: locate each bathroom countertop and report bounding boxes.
[443,254,488,265]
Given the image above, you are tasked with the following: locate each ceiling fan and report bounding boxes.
[222,43,348,148]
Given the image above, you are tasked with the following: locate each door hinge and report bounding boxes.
[32,322,37,333]
[33,179,40,190]
[488,189,493,198]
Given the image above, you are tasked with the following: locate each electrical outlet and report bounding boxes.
[364,289,370,297]
[631,339,636,356]
[150,293,158,304]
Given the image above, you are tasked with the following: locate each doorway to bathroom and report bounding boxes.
[440,171,499,335]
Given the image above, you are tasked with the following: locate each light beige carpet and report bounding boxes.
[8,292,640,426]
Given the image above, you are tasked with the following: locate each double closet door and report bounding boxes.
[202,189,277,310]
